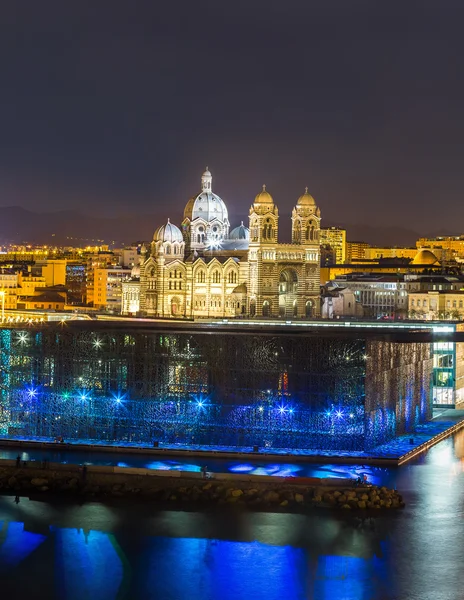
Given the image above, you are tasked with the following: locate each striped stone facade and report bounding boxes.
[123,170,321,319]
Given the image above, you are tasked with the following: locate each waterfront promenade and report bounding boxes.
[1,409,463,466]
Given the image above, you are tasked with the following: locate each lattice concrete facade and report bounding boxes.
[0,323,433,452]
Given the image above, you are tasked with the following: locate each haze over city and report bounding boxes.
[1,1,464,241]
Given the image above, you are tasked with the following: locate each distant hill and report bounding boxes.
[325,222,459,247]
[0,206,167,247]
[0,206,459,248]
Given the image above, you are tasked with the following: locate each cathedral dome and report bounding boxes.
[153,219,183,243]
[254,184,274,205]
[411,249,440,265]
[297,187,316,206]
[229,221,250,240]
[183,168,229,223]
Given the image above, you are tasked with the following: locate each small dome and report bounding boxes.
[297,187,316,206]
[412,249,440,265]
[229,221,250,240]
[254,184,274,205]
[153,219,184,243]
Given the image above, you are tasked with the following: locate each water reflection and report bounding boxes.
[0,508,390,600]
[2,430,464,598]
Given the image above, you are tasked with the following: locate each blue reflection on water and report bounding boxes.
[0,521,46,570]
[139,537,387,600]
[52,528,124,600]
[0,518,389,599]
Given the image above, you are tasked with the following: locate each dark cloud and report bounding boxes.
[0,0,463,237]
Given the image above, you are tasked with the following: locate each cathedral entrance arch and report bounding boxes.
[262,300,270,317]
[279,269,299,318]
[305,300,314,318]
[171,296,181,316]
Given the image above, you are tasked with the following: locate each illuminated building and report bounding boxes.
[364,247,418,260]
[409,290,464,321]
[346,241,370,263]
[320,227,346,264]
[325,274,407,319]
[130,169,322,318]
[85,251,118,305]
[0,320,437,450]
[0,273,18,310]
[93,267,132,312]
[66,262,87,304]
[320,248,444,285]
[16,289,67,311]
[416,235,464,260]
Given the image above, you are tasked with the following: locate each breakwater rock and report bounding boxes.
[0,462,405,512]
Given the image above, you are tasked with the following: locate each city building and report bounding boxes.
[327,274,407,319]
[346,241,370,263]
[117,246,139,269]
[33,259,67,286]
[364,247,418,261]
[126,169,322,319]
[320,248,444,285]
[320,227,346,264]
[93,267,132,312]
[66,262,87,304]
[0,320,438,451]
[416,235,464,260]
[16,289,67,311]
[321,284,364,319]
[85,251,118,305]
[0,272,18,310]
[408,291,464,321]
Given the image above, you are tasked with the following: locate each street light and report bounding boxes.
[0,290,5,324]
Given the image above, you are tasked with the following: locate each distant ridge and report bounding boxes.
[0,206,168,247]
[0,206,459,248]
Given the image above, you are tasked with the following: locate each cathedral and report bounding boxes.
[122,168,321,319]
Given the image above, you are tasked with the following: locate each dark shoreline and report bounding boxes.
[0,461,405,515]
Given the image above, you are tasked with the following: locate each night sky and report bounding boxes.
[1,1,464,238]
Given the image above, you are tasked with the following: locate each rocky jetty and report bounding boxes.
[0,464,405,512]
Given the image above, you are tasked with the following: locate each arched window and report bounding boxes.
[251,220,259,241]
[227,271,237,284]
[165,244,171,254]
[212,270,221,284]
[197,270,206,283]
[262,218,273,240]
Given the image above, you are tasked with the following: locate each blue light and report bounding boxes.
[111,391,125,404]
[289,408,294,414]
[197,400,204,408]
[26,387,37,399]
[350,413,354,418]
[336,410,343,418]
[258,406,264,412]
[278,406,286,414]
